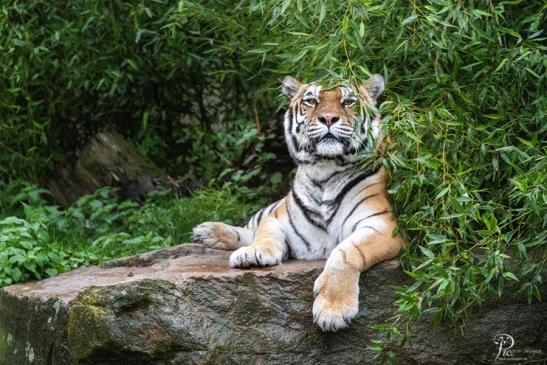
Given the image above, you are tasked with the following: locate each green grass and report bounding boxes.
[0,182,260,287]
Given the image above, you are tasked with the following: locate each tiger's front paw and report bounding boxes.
[229,244,283,268]
[192,222,238,250]
[312,270,360,332]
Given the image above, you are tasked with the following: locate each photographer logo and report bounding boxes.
[494,334,514,360]
[493,333,543,362]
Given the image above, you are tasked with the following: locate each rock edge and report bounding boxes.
[0,244,545,364]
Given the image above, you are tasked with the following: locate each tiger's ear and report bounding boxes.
[360,74,385,104]
[282,76,302,99]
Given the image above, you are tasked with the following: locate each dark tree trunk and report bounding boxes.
[47,130,178,206]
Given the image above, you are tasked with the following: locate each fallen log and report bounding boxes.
[46,130,178,206]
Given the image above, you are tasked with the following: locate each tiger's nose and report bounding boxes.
[318,114,340,126]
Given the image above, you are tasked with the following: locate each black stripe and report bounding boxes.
[335,157,353,166]
[256,208,266,225]
[287,106,294,129]
[351,210,391,232]
[232,228,241,243]
[341,193,380,229]
[337,126,353,132]
[370,115,380,132]
[249,213,257,228]
[316,169,346,184]
[321,156,354,166]
[291,188,321,218]
[291,189,326,230]
[291,135,299,153]
[266,201,278,215]
[351,222,379,234]
[267,200,282,219]
[287,200,311,250]
[295,106,304,133]
[289,106,301,153]
[285,239,293,259]
[344,144,357,155]
[295,157,317,165]
[305,172,323,190]
[325,167,380,224]
[335,169,378,201]
[309,192,322,206]
[359,115,368,133]
[286,107,299,154]
[362,181,383,191]
[352,242,367,266]
[340,249,349,265]
[295,177,322,204]
[364,209,391,219]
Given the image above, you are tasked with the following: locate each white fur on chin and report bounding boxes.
[315,139,345,157]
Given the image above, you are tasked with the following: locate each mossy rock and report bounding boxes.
[1,244,545,364]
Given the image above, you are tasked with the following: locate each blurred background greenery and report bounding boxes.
[0,0,545,359]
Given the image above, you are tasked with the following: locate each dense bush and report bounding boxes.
[1,0,545,361]
[0,0,267,181]
[0,182,261,286]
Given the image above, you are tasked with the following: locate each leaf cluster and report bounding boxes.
[0,0,545,359]
[0,182,255,286]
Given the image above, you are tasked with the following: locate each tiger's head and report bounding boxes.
[282,74,384,163]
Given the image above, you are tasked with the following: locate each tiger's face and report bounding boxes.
[282,75,384,161]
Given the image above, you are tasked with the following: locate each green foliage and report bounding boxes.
[0,0,260,180]
[215,124,287,199]
[0,183,254,286]
[0,0,545,361]
[179,122,285,198]
[0,180,51,218]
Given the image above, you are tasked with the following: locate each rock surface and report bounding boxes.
[0,244,545,365]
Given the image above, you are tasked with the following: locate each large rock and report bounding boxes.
[0,244,545,364]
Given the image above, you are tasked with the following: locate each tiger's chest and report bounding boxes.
[285,181,359,259]
[285,203,352,260]
[283,164,383,260]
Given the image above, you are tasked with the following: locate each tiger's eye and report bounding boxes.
[343,99,356,107]
[303,98,318,107]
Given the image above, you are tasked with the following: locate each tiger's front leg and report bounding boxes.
[313,224,404,331]
[229,216,288,268]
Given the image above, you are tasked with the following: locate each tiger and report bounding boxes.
[192,74,404,332]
